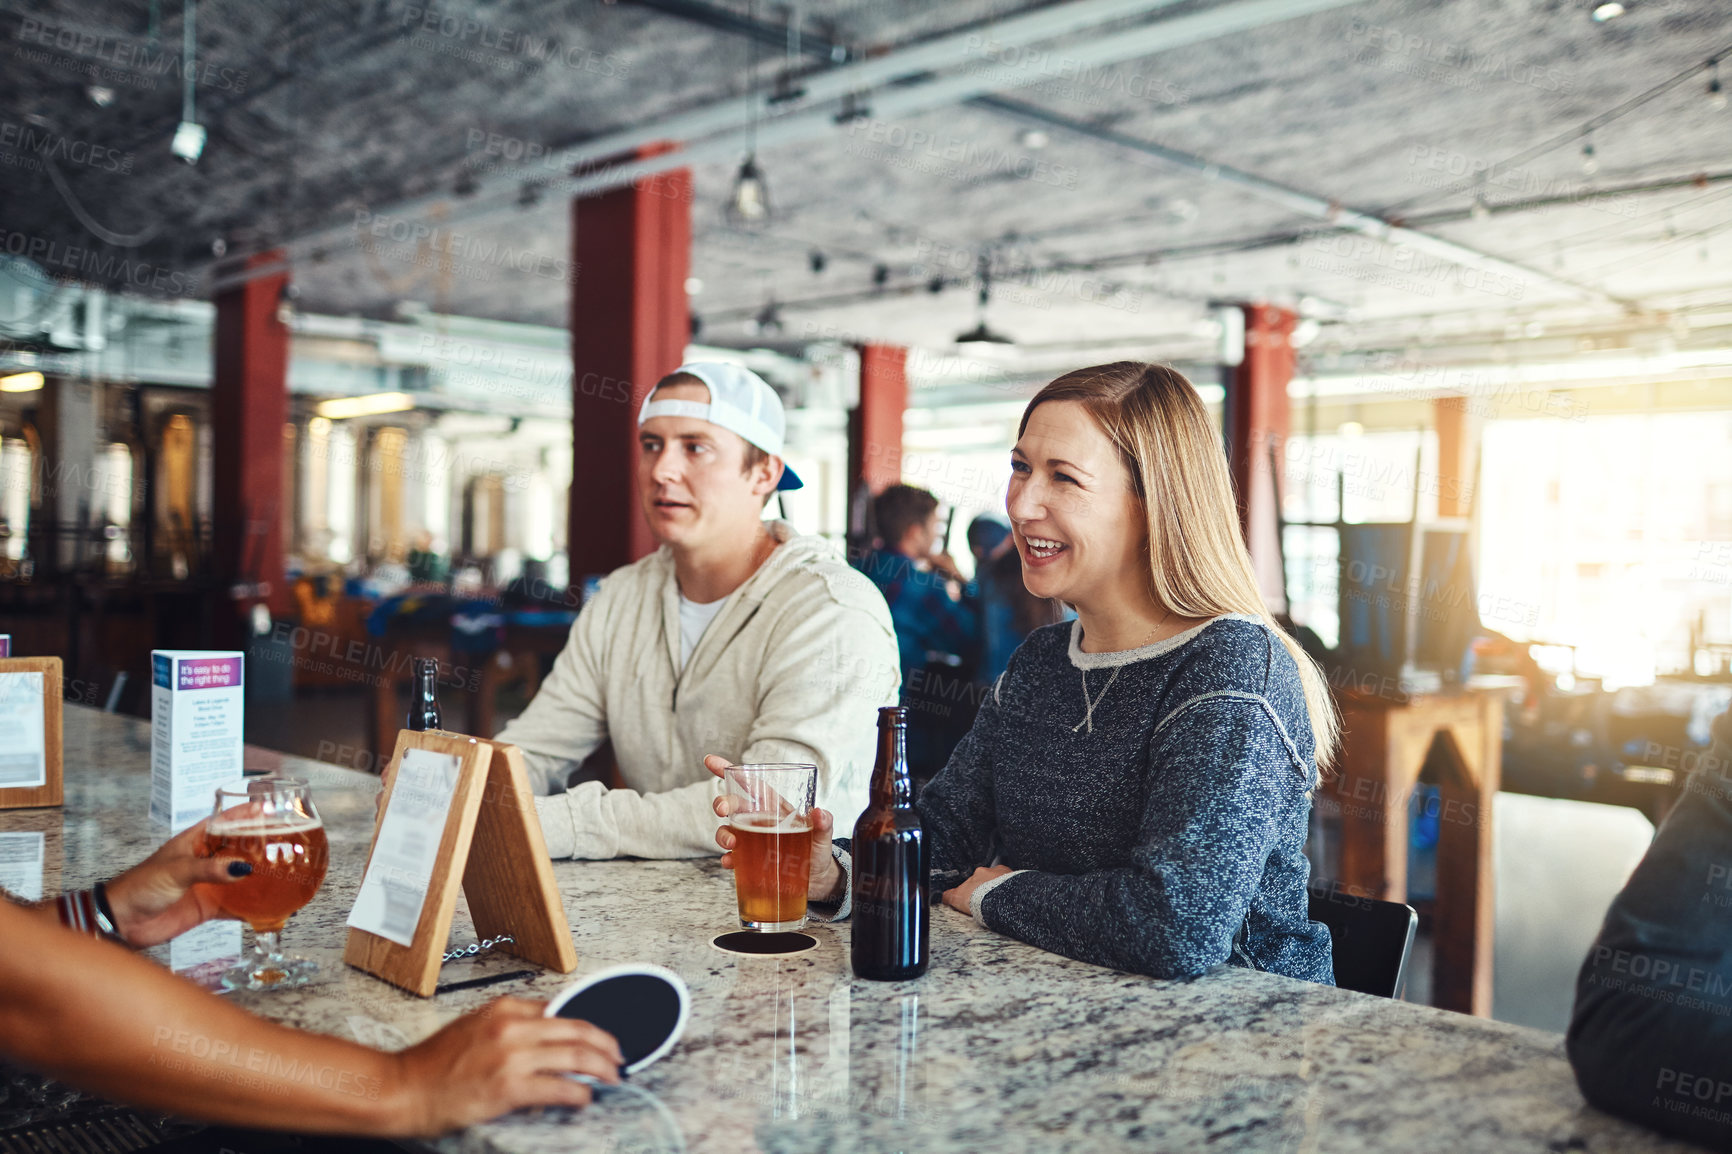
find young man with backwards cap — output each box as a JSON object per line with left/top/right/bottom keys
{"left": 498, "top": 363, "right": 901, "bottom": 861}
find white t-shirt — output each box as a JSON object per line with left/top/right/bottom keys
{"left": 678, "top": 593, "right": 730, "bottom": 671}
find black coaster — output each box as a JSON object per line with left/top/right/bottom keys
{"left": 544, "top": 965, "right": 690, "bottom": 1074}
{"left": 710, "top": 931, "right": 820, "bottom": 957}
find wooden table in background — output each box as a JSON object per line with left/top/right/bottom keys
{"left": 368, "top": 625, "right": 563, "bottom": 760}
{"left": 1327, "top": 685, "right": 1506, "bottom": 1017}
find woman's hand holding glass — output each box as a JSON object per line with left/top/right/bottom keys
{"left": 703, "top": 755, "right": 845, "bottom": 904}
{"left": 99, "top": 818, "right": 255, "bottom": 947}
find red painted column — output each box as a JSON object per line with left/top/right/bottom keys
{"left": 211, "top": 250, "right": 292, "bottom": 620}
{"left": 1225, "top": 303, "right": 1295, "bottom": 613}
{"left": 849, "top": 343, "right": 908, "bottom": 496}
{"left": 569, "top": 156, "right": 691, "bottom": 577}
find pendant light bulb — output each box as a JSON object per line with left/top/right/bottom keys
{"left": 728, "top": 157, "right": 771, "bottom": 225}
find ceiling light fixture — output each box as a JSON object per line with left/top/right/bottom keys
{"left": 170, "top": 0, "right": 205, "bottom": 163}
{"left": 955, "top": 320, "right": 1014, "bottom": 345}
{"left": 1710, "top": 60, "right": 1728, "bottom": 110}
{"left": 726, "top": 0, "right": 773, "bottom": 227}
{"left": 808, "top": 249, "right": 826, "bottom": 274}
{"left": 749, "top": 300, "right": 784, "bottom": 336}
{"left": 0, "top": 371, "right": 45, "bottom": 392}
{"left": 1017, "top": 128, "right": 1050, "bottom": 150}
{"left": 315, "top": 392, "right": 415, "bottom": 419}
{"left": 1581, "top": 139, "right": 1599, "bottom": 175}
{"left": 955, "top": 252, "right": 1013, "bottom": 346}
{"left": 726, "top": 157, "right": 771, "bottom": 224}
{"left": 1591, "top": 1, "right": 1625, "bottom": 20}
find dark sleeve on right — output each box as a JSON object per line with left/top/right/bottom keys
{"left": 1566, "top": 724, "right": 1732, "bottom": 1152}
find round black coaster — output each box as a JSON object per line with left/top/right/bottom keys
{"left": 710, "top": 930, "right": 820, "bottom": 957}
{"left": 545, "top": 965, "right": 690, "bottom": 1075}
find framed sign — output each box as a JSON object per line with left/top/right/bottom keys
{"left": 344, "top": 729, "right": 577, "bottom": 997}
{"left": 0, "top": 657, "right": 63, "bottom": 810}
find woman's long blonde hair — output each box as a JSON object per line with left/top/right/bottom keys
{"left": 1018, "top": 361, "right": 1339, "bottom": 770}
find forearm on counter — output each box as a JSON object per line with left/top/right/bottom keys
{"left": 977, "top": 868, "right": 1217, "bottom": 979}
{"left": 0, "top": 904, "right": 412, "bottom": 1136}
{"left": 537, "top": 777, "right": 725, "bottom": 860}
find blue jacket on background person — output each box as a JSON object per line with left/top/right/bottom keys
{"left": 855, "top": 547, "right": 978, "bottom": 687}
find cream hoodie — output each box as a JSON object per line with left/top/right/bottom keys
{"left": 501, "top": 521, "right": 901, "bottom": 859}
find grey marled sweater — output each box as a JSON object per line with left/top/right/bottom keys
{"left": 917, "top": 613, "right": 1333, "bottom": 984}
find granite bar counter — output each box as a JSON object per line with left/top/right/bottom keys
{"left": 3, "top": 706, "right": 1709, "bottom": 1153}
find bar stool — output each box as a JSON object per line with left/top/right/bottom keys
{"left": 1307, "top": 887, "right": 1419, "bottom": 999}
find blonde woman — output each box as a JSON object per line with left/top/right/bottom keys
{"left": 711, "top": 361, "right": 1338, "bottom": 982}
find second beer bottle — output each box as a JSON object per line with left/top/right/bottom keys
{"left": 407, "top": 657, "right": 443, "bottom": 732}
{"left": 851, "top": 705, "right": 929, "bottom": 981}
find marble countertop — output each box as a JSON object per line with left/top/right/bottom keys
{"left": 3, "top": 706, "right": 1710, "bottom": 1154}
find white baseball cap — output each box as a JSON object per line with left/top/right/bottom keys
{"left": 637, "top": 361, "right": 803, "bottom": 491}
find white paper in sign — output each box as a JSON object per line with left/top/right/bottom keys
{"left": 0, "top": 672, "right": 47, "bottom": 789}
{"left": 347, "top": 747, "right": 461, "bottom": 947}
{"left": 0, "top": 831, "right": 45, "bottom": 901}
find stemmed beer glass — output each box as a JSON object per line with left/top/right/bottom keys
{"left": 198, "top": 777, "right": 330, "bottom": 990}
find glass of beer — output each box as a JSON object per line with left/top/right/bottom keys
{"left": 197, "top": 777, "right": 330, "bottom": 991}
{"left": 724, "top": 763, "right": 817, "bottom": 931}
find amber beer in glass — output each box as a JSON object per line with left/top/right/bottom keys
{"left": 851, "top": 706, "right": 928, "bottom": 980}
{"left": 198, "top": 777, "right": 329, "bottom": 990}
{"left": 725, "top": 764, "right": 817, "bottom": 931}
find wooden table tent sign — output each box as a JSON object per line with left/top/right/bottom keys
{"left": 344, "top": 730, "right": 577, "bottom": 996}
{"left": 0, "top": 657, "right": 64, "bottom": 810}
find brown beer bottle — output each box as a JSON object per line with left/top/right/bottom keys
{"left": 407, "top": 658, "right": 442, "bottom": 732}
{"left": 851, "top": 706, "right": 929, "bottom": 980}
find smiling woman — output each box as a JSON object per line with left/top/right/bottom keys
{"left": 1005, "top": 361, "right": 1338, "bottom": 765}
{"left": 714, "top": 361, "right": 1342, "bottom": 984}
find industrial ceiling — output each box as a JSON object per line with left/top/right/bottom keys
{"left": 5, "top": 0, "right": 1732, "bottom": 380}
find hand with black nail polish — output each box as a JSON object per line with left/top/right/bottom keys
{"left": 98, "top": 818, "right": 255, "bottom": 947}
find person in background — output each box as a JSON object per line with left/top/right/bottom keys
{"left": 967, "top": 513, "right": 1066, "bottom": 686}
{"left": 499, "top": 362, "right": 899, "bottom": 860}
{"left": 1566, "top": 709, "right": 1732, "bottom": 1152}
{"left": 855, "top": 484, "right": 979, "bottom": 785}
{"left": 716, "top": 362, "right": 1338, "bottom": 983}
{"left": 2, "top": 822, "right": 623, "bottom": 1140}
